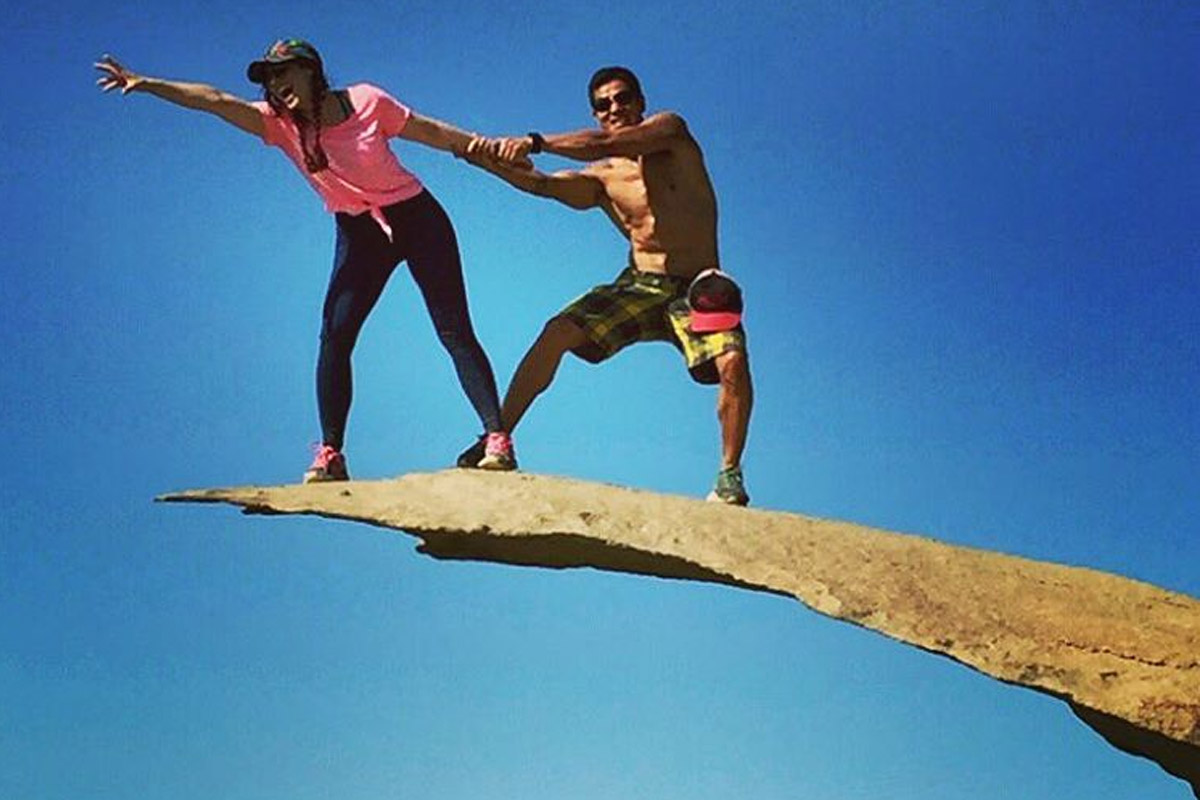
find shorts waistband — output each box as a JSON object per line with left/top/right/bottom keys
{"left": 616, "top": 267, "right": 692, "bottom": 289}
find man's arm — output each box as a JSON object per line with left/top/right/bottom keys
{"left": 546, "top": 112, "right": 689, "bottom": 160}
{"left": 462, "top": 138, "right": 602, "bottom": 210}
{"left": 95, "top": 55, "right": 264, "bottom": 137}
{"left": 494, "top": 112, "right": 691, "bottom": 164}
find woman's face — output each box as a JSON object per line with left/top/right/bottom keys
{"left": 264, "top": 61, "right": 318, "bottom": 114}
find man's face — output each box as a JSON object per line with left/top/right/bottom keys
{"left": 591, "top": 79, "right": 644, "bottom": 131}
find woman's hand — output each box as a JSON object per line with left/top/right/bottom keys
{"left": 95, "top": 55, "right": 144, "bottom": 94}
{"left": 92, "top": 56, "right": 264, "bottom": 136}
{"left": 495, "top": 136, "right": 533, "bottom": 164}
{"left": 474, "top": 135, "right": 533, "bottom": 164}
{"left": 467, "top": 136, "right": 534, "bottom": 170}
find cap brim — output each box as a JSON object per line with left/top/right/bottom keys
{"left": 247, "top": 60, "right": 270, "bottom": 83}
{"left": 690, "top": 311, "right": 742, "bottom": 333}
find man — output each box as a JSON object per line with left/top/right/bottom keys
{"left": 461, "top": 66, "right": 753, "bottom": 504}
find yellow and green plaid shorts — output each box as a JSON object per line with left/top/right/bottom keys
{"left": 559, "top": 267, "right": 747, "bottom": 385}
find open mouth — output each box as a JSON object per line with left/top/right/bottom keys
{"left": 270, "top": 82, "right": 300, "bottom": 109}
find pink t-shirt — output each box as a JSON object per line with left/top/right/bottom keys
{"left": 254, "top": 83, "right": 425, "bottom": 238}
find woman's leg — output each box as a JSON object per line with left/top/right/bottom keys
{"left": 317, "top": 216, "right": 396, "bottom": 450}
{"left": 400, "top": 193, "right": 503, "bottom": 434}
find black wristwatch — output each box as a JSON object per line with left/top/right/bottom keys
{"left": 528, "top": 132, "right": 546, "bottom": 154}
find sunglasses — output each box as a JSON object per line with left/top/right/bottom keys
{"left": 591, "top": 89, "right": 637, "bottom": 113}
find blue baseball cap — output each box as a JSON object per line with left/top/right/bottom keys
{"left": 247, "top": 38, "right": 323, "bottom": 83}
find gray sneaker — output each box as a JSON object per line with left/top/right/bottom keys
{"left": 707, "top": 466, "right": 749, "bottom": 505}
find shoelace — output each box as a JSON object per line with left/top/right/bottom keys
{"left": 485, "top": 432, "right": 512, "bottom": 455}
{"left": 310, "top": 443, "right": 341, "bottom": 466}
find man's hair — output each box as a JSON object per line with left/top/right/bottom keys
{"left": 588, "top": 66, "right": 644, "bottom": 104}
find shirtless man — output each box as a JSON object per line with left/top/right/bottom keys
{"left": 461, "top": 66, "right": 753, "bottom": 504}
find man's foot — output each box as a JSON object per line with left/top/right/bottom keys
{"left": 456, "top": 435, "right": 487, "bottom": 468}
{"left": 303, "top": 444, "right": 350, "bottom": 483}
{"left": 707, "top": 466, "right": 749, "bottom": 506}
{"left": 477, "top": 431, "right": 518, "bottom": 471}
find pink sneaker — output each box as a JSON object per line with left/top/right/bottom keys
{"left": 303, "top": 444, "right": 350, "bottom": 483}
{"left": 477, "top": 431, "right": 518, "bottom": 471}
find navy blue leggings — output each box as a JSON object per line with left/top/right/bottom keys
{"left": 318, "top": 190, "right": 501, "bottom": 450}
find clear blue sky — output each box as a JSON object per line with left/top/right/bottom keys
{"left": 2, "top": 1, "right": 1197, "bottom": 798}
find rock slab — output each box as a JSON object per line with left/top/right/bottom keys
{"left": 159, "top": 470, "right": 1200, "bottom": 794}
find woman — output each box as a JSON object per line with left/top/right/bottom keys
{"left": 96, "top": 39, "right": 516, "bottom": 481}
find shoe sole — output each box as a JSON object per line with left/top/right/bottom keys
{"left": 477, "top": 456, "right": 517, "bottom": 471}
{"left": 303, "top": 470, "right": 350, "bottom": 484}
{"left": 706, "top": 490, "right": 748, "bottom": 506}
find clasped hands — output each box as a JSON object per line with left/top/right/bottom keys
{"left": 463, "top": 135, "right": 537, "bottom": 170}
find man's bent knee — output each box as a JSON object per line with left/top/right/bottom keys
{"left": 715, "top": 349, "right": 750, "bottom": 383}
{"left": 537, "top": 316, "right": 589, "bottom": 353}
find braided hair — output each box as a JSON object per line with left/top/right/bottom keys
{"left": 264, "top": 64, "right": 331, "bottom": 173}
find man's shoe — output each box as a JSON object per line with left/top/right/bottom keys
{"left": 477, "top": 431, "right": 518, "bottom": 471}
{"left": 707, "top": 466, "right": 749, "bottom": 506}
{"left": 456, "top": 435, "right": 487, "bottom": 468}
{"left": 303, "top": 444, "right": 350, "bottom": 483}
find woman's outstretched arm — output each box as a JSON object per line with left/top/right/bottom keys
{"left": 397, "top": 112, "right": 481, "bottom": 157}
{"left": 96, "top": 55, "right": 265, "bottom": 138}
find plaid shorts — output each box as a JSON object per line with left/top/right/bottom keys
{"left": 559, "top": 267, "right": 747, "bottom": 385}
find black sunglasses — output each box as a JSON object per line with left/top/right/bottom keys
{"left": 591, "top": 89, "right": 637, "bottom": 113}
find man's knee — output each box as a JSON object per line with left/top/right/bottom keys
{"left": 536, "top": 316, "right": 588, "bottom": 353}
{"left": 715, "top": 349, "right": 750, "bottom": 385}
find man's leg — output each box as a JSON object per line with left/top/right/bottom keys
{"left": 714, "top": 349, "right": 753, "bottom": 467}
{"left": 501, "top": 315, "right": 589, "bottom": 432}
{"left": 709, "top": 349, "right": 753, "bottom": 504}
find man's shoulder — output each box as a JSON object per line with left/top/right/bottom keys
{"left": 647, "top": 110, "right": 687, "bottom": 126}
{"left": 645, "top": 111, "right": 698, "bottom": 142}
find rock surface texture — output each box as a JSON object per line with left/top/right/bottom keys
{"left": 160, "top": 471, "right": 1200, "bottom": 794}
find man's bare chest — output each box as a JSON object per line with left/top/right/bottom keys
{"left": 598, "top": 156, "right": 681, "bottom": 216}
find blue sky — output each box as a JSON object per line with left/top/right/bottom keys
{"left": 2, "top": 1, "right": 1197, "bottom": 798}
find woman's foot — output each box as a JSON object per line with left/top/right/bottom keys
{"left": 478, "top": 432, "right": 518, "bottom": 471}
{"left": 457, "top": 432, "right": 518, "bottom": 470}
{"left": 303, "top": 444, "right": 350, "bottom": 483}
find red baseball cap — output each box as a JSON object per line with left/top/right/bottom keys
{"left": 687, "top": 269, "right": 744, "bottom": 332}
